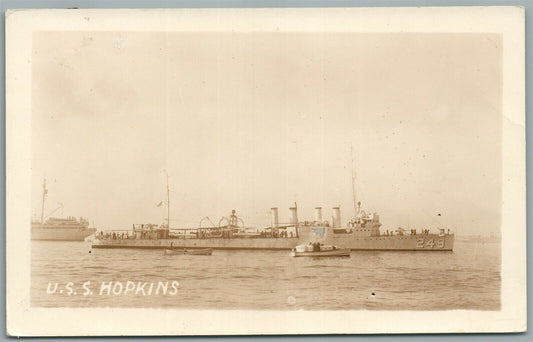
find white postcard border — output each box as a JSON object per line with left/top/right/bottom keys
{"left": 6, "top": 7, "right": 526, "bottom": 336}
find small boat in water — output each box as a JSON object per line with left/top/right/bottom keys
{"left": 291, "top": 243, "right": 350, "bottom": 257}
{"left": 186, "top": 248, "right": 213, "bottom": 255}
{"left": 164, "top": 248, "right": 212, "bottom": 256}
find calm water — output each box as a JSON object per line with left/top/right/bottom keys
{"left": 31, "top": 241, "right": 500, "bottom": 310}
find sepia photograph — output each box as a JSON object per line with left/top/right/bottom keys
{"left": 6, "top": 7, "right": 526, "bottom": 336}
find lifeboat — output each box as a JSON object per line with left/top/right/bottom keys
{"left": 164, "top": 248, "right": 213, "bottom": 256}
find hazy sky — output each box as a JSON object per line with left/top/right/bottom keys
{"left": 32, "top": 32, "right": 502, "bottom": 235}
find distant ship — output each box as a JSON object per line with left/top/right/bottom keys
{"left": 92, "top": 165, "right": 454, "bottom": 251}
{"left": 31, "top": 180, "right": 96, "bottom": 241}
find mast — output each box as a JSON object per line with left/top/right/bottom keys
{"left": 350, "top": 145, "right": 357, "bottom": 217}
{"left": 166, "top": 172, "right": 170, "bottom": 229}
{"left": 40, "top": 179, "right": 48, "bottom": 224}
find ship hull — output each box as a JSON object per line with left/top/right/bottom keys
{"left": 92, "top": 232, "right": 454, "bottom": 251}
{"left": 32, "top": 227, "right": 96, "bottom": 241}
{"left": 330, "top": 234, "right": 454, "bottom": 251}
{"left": 93, "top": 237, "right": 298, "bottom": 250}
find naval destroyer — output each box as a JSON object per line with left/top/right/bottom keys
{"left": 92, "top": 169, "right": 454, "bottom": 251}
{"left": 91, "top": 205, "right": 454, "bottom": 251}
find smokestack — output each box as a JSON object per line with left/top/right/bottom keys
{"left": 271, "top": 207, "right": 279, "bottom": 227}
{"left": 314, "top": 207, "right": 323, "bottom": 223}
{"left": 289, "top": 206, "right": 298, "bottom": 225}
{"left": 332, "top": 207, "right": 341, "bottom": 228}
